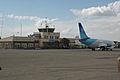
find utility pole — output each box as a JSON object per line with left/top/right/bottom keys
{"left": 20, "top": 24, "right": 22, "bottom": 36}
{"left": 0, "top": 15, "right": 4, "bottom": 38}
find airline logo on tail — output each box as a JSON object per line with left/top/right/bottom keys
{"left": 79, "top": 23, "right": 89, "bottom": 39}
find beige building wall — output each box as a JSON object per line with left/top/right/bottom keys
{"left": 0, "top": 30, "right": 60, "bottom": 49}
{"left": 33, "top": 32, "right": 60, "bottom": 48}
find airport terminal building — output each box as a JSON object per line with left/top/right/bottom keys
{"left": 0, "top": 22, "right": 60, "bottom": 49}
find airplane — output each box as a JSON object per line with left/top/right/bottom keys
{"left": 78, "top": 22, "right": 115, "bottom": 51}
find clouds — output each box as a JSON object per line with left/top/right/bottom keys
{"left": 54, "top": 21, "right": 78, "bottom": 38}
{"left": 3, "top": 24, "right": 37, "bottom": 37}
{"left": 7, "top": 14, "right": 58, "bottom": 22}
{"left": 1, "top": 1, "right": 120, "bottom": 41}
{"left": 70, "top": 1, "right": 120, "bottom": 41}
{"left": 70, "top": 1, "right": 120, "bottom": 17}
{"left": 7, "top": 14, "right": 58, "bottom": 27}
{"left": 8, "top": 14, "right": 39, "bottom": 20}
{"left": 0, "top": 14, "right": 58, "bottom": 38}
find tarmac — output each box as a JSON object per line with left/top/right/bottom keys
{"left": 0, "top": 49, "right": 120, "bottom": 80}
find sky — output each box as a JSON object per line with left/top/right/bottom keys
{"left": 0, "top": 0, "right": 120, "bottom": 41}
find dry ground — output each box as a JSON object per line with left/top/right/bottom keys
{"left": 0, "top": 49, "right": 120, "bottom": 80}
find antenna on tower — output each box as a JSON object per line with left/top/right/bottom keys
{"left": 45, "top": 17, "right": 49, "bottom": 28}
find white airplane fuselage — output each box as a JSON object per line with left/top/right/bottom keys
{"left": 78, "top": 23, "right": 115, "bottom": 51}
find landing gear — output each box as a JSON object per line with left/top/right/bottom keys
{"left": 91, "top": 47, "right": 113, "bottom": 51}
{"left": 100, "top": 46, "right": 113, "bottom": 51}
{"left": 102, "top": 48, "right": 105, "bottom": 51}
{"left": 92, "top": 48, "right": 95, "bottom": 51}
{"left": 110, "top": 49, "right": 112, "bottom": 51}
{"left": 100, "top": 46, "right": 106, "bottom": 51}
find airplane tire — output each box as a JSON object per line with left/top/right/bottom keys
{"left": 92, "top": 48, "right": 95, "bottom": 51}
{"left": 100, "top": 46, "right": 105, "bottom": 51}
{"left": 102, "top": 48, "right": 105, "bottom": 51}
{"left": 0, "top": 67, "right": 1, "bottom": 70}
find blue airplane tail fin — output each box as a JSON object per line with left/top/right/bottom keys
{"left": 78, "top": 23, "right": 89, "bottom": 39}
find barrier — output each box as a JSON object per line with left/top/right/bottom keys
{"left": 117, "top": 57, "right": 120, "bottom": 72}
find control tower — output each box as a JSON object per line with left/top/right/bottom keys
{"left": 32, "top": 20, "right": 60, "bottom": 48}
{"left": 38, "top": 20, "right": 55, "bottom": 32}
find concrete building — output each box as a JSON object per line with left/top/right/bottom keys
{"left": 0, "top": 21, "right": 60, "bottom": 49}
{"left": 0, "top": 36, "right": 37, "bottom": 49}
